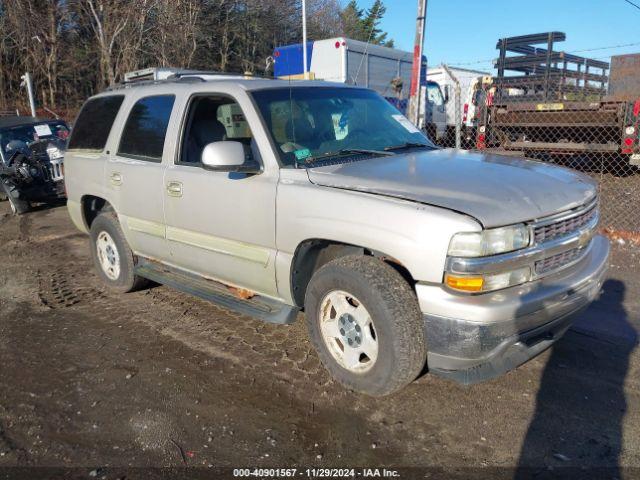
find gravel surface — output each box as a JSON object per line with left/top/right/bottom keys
{"left": 0, "top": 203, "right": 638, "bottom": 479}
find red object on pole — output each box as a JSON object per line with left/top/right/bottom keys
{"left": 409, "top": 45, "right": 421, "bottom": 97}
{"left": 408, "top": 0, "right": 428, "bottom": 126}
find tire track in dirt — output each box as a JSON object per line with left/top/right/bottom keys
{"left": 30, "top": 234, "right": 343, "bottom": 400}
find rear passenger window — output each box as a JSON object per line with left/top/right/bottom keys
{"left": 68, "top": 95, "right": 124, "bottom": 151}
{"left": 117, "top": 95, "right": 175, "bottom": 161}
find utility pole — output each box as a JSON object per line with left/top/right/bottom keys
{"left": 20, "top": 72, "right": 37, "bottom": 117}
{"left": 302, "top": 0, "right": 309, "bottom": 79}
{"left": 408, "top": 0, "right": 427, "bottom": 126}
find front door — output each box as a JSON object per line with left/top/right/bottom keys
{"left": 162, "top": 94, "right": 279, "bottom": 297}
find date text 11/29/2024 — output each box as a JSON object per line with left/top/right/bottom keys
{"left": 233, "top": 468, "right": 401, "bottom": 478}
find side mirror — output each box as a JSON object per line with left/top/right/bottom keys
{"left": 443, "top": 85, "right": 450, "bottom": 103}
{"left": 201, "top": 141, "right": 261, "bottom": 174}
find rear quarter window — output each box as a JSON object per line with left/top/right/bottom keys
{"left": 68, "top": 96, "right": 124, "bottom": 151}
{"left": 117, "top": 95, "right": 175, "bottom": 162}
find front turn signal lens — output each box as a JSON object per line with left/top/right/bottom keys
{"left": 445, "top": 274, "right": 484, "bottom": 292}
{"left": 445, "top": 266, "right": 531, "bottom": 293}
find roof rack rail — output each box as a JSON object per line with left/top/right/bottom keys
{"left": 167, "top": 70, "right": 268, "bottom": 80}
{"left": 105, "top": 67, "right": 270, "bottom": 92}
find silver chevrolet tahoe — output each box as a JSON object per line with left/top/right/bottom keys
{"left": 64, "top": 72, "right": 609, "bottom": 396}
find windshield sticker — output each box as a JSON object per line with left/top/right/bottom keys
{"left": 392, "top": 115, "right": 420, "bottom": 134}
{"left": 332, "top": 113, "right": 349, "bottom": 140}
{"left": 34, "top": 124, "right": 53, "bottom": 137}
{"left": 294, "top": 148, "right": 311, "bottom": 161}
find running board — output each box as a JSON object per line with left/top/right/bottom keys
{"left": 135, "top": 259, "right": 299, "bottom": 325}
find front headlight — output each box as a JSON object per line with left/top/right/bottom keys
{"left": 47, "top": 146, "right": 64, "bottom": 160}
{"left": 448, "top": 224, "right": 530, "bottom": 257}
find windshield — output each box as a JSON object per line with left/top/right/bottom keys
{"left": 0, "top": 121, "right": 70, "bottom": 156}
{"left": 251, "top": 87, "right": 434, "bottom": 167}
{"left": 427, "top": 82, "right": 445, "bottom": 107}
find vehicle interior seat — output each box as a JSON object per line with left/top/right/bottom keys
{"left": 184, "top": 98, "right": 228, "bottom": 163}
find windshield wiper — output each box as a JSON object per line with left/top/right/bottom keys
{"left": 303, "top": 148, "right": 393, "bottom": 164}
{"left": 383, "top": 142, "right": 435, "bottom": 152}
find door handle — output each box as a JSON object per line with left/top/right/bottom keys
{"left": 110, "top": 172, "right": 123, "bottom": 186}
{"left": 166, "top": 181, "right": 183, "bottom": 197}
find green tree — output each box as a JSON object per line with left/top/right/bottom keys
{"left": 339, "top": 0, "right": 393, "bottom": 47}
{"left": 340, "top": 0, "right": 366, "bottom": 40}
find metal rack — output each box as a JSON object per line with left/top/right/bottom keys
{"left": 106, "top": 68, "right": 269, "bottom": 91}
{"left": 493, "top": 32, "right": 609, "bottom": 102}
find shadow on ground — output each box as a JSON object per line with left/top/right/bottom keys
{"left": 516, "top": 279, "right": 638, "bottom": 479}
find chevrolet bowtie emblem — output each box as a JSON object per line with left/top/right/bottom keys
{"left": 577, "top": 229, "right": 593, "bottom": 248}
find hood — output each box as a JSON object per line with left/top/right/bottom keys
{"left": 306, "top": 149, "right": 598, "bottom": 228}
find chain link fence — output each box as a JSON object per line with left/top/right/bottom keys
{"left": 425, "top": 55, "right": 640, "bottom": 251}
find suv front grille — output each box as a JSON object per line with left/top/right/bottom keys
{"left": 48, "top": 159, "right": 64, "bottom": 181}
{"left": 534, "top": 203, "right": 598, "bottom": 244}
{"left": 535, "top": 247, "right": 585, "bottom": 275}
{"left": 444, "top": 198, "right": 601, "bottom": 286}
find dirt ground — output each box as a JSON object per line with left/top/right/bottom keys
{"left": 0, "top": 203, "right": 638, "bottom": 479}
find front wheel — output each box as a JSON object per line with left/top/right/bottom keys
{"left": 1, "top": 183, "right": 30, "bottom": 215}
{"left": 7, "top": 195, "right": 31, "bottom": 215}
{"left": 305, "top": 255, "right": 426, "bottom": 396}
{"left": 90, "top": 212, "right": 149, "bottom": 293}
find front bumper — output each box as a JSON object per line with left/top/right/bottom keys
{"left": 29, "top": 179, "right": 66, "bottom": 201}
{"left": 53, "top": 179, "right": 66, "bottom": 198}
{"left": 417, "top": 234, "right": 610, "bottom": 384}
{"left": 6, "top": 179, "right": 66, "bottom": 203}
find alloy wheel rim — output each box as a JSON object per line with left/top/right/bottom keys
{"left": 319, "top": 290, "right": 378, "bottom": 373}
{"left": 96, "top": 231, "right": 121, "bottom": 280}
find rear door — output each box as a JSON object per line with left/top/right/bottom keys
{"left": 105, "top": 94, "right": 176, "bottom": 260}
{"left": 64, "top": 95, "right": 125, "bottom": 229}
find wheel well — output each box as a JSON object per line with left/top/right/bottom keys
{"left": 81, "top": 195, "right": 113, "bottom": 229}
{"left": 290, "top": 240, "right": 416, "bottom": 308}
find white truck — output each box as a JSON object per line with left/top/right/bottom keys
{"left": 272, "top": 37, "right": 447, "bottom": 141}
{"left": 427, "top": 65, "right": 490, "bottom": 147}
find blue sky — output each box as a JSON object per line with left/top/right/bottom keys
{"left": 356, "top": 0, "right": 640, "bottom": 73}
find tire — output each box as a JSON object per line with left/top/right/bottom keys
{"left": 305, "top": 255, "right": 426, "bottom": 396}
{"left": 1, "top": 183, "right": 30, "bottom": 215}
{"left": 89, "top": 212, "right": 149, "bottom": 293}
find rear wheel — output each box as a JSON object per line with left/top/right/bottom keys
{"left": 305, "top": 255, "right": 426, "bottom": 396}
{"left": 90, "top": 212, "right": 149, "bottom": 293}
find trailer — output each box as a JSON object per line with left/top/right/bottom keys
{"left": 476, "top": 32, "right": 640, "bottom": 166}
{"left": 272, "top": 38, "right": 447, "bottom": 140}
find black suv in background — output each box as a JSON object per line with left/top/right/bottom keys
{"left": 0, "top": 116, "right": 69, "bottom": 215}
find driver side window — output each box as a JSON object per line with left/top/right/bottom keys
{"left": 180, "top": 95, "right": 254, "bottom": 165}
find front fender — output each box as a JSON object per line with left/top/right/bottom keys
{"left": 276, "top": 170, "right": 481, "bottom": 287}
